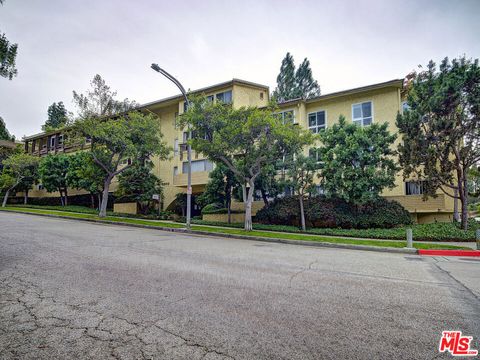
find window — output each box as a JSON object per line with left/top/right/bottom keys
{"left": 309, "top": 148, "right": 321, "bottom": 163}
{"left": 315, "top": 185, "right": 325, "bottom": 195}
{"left": 182, "top": 159, "right": 214, "bottom": 173}
{"left": 308, "top": 111, "right": 326, "bottom": 133}
{"left": 216, "top": 90, "right": 232, "bottom": 104}
{"left": 183, "top": 101, "right": 188, "bottom": 113}
{"left": 173, "top": 166, "right": 178, "bottom": 177}
{"left": 206, "top": 95, "right": 214, "bottom": 102}
{"left": 174, "top": 139, "right": 179, "bottom": 155}
{"left": 86, "top": 136, "right": 92, "bottom": 144}
{"left": 38, "top": 184, "right": 44, "bottom": 191}
{"left": 405, "top": 181, "right": 427, "bottom": 195}
{"left": 276, "top": 110, "right": 294, "bottom": 124}
{"left": 50, "top": 136, "right": 55, "bottom": 148}
{"left": 183, "top": 132, "right": 189, "bottom": 143}
{"left": 402, "top": 101, "right": 410, "bottom": 112}
{"left": 260, "top": 92, "right": 264, "bottom": 100}
{"left": 58, "top": 135, "right": 64, "bottom": 146}
{"left": 352, "top": 101, "right": 372, "bottom": 126}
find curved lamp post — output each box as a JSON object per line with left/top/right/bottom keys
{"left": 150, "top": 64, "right": 192, "bottom": 229}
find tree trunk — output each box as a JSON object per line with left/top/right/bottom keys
{"left": 244, "top": 181, "right": 255, "bottom": 231}
{"left": 24, "top": 189, "right": 28, "bottom": 205}
{"left": 299, "top": 194, "right": 306, "bottom": 231}
{"left": 99, "top": 176, "right": 113, "bottom": 218}
{"left": 460, "top": 176, "right": 469, "bottom": 231}
{"left": 453, "top": 189, "right": 460, "bottom": 222}
{"left": 261, "top": 188, "right": 268, "bottom": 207}
{"left": 90, "top": 194, "right": 95, "bottom": 209}
{"left": 97, "top": 193, "right": 101, "bottom": 210}
{"left": 227, "top": 198, "right": 231, "bottom": 224}
{"left": 64, "top": 188, "right": 68, "bottom": 206}
{"left": 2, "top": 188, "right": 12, "bottom": 207}
{"left": 59, "top": 189, "right": 64, "bottom": 206}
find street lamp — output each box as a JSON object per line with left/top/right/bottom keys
{"left": 151, "top": 64, "right": 192, "bottom": 230}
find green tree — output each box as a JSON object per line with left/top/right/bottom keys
{"left": 196, "top": 162, "right": 237, "bottom": 223}
{"left": 1, "top": 153, "right": 39, "bottom": 207}
{"left": 66, "top": 151, "right": 104, "bottom": 208}
{"left": 318, "top": 116, "right": 398, "bottom": 205}
{"left": 294, "top": 58, "right": 320, "bottom": 99}
{"left": 0, "top": 116, "right": 13, "bottom": 141}
{"left": 273, "top": 53, "right": 320, "bottom": 102}
{"left": 272, "top": 52, "right": 297, "bottom": 102}
{"left": 255, "top": 164, "right": 281, "bottom": 206}
{"left": 115, "top": 160, "right": 163, "bottom": 213}
{"left": 73, "top": 74, "right": 136, "bottom": 119}
{"left": 181, "top": 98, "right": 312, "bottom": 230}
{"left": 73, "top": 111, "right": 170, "bottom": 217}
{"left": 0, "top": 0, "right": 18, "bottom": 81}
{"left": 397, "top": 56, "right": 480, "bottom": 230}
{"left": 283, "top": 154, "right": 318, "bottom": 231}
{"left": 43, "top": 102, "right": 68, "bottom": 131}
{"left": 38, "top": 154, "right": 70, "bottom": 206}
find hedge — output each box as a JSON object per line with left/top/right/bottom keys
{"left": 255, "top": 196, "right": 412, "bottom": 229}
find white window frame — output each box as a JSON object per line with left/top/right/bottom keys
{"left": 307, "top": 110, "right": 327, "bottom": 133}
{"left": 276, "top": 110, "right": 295, "bottom": 124}
{"left": 351, "top": 101, "right": 373, "bottom": 127}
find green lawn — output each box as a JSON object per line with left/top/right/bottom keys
{"left": 0, "top": 206, "right": 470, "bottom": 250}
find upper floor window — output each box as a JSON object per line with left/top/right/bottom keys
{"left": 216, "top": 90, "right": 232, "bottom": 104}
{"left": 174, "top": 139, "right": 179, "bottom": 155}
{"left": 308, "top": 148, "right": 321, "bottom": 163}
{"left": 58, "top": 135, "right": 64, "bottom": 145}
{"left": 50, "top": 136, "right": 55, "bottom": 148}
{"left": 276, "top": 110, "right": 294, "bottom": 124}
{"left": 206, "top": 95, "right": 214, "bottom": 102}
{"left": 352, "top": 101, "right": 372, "bottom": 126}
{"left": 173, "top": 166, "right": 178, "bottom": 177}
{"left": 402, "top": 101, "right": 410, "bottom": 113}
{"left": 308, "top": 111, "right": 326, "bottom": 133}
{"left": 405, "top": 181, "right": 427, "bottom": 195}
{"left": 182, "top": 159, "right": 214, "bottom": 173}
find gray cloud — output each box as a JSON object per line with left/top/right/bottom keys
{"left": 0, "top": 0, "right": 479, "bottom": 138}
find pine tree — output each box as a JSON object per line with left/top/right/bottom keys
{"left": 272, "top": 53, "right": 296, "bottom": 102}
{"left": 273, "top": 53, "right": 320, "bottom": 102}
{"left": 0, "top": 1, "right": 18, "bottom": 80}
{"left": 0, "top": 116, "right": 13, "bottom": 141}
{"left": 43, "top": 102, "right": 68, "bottom": 131}
{"left": 294, "top": 58, "right": 320, "bottom": 99}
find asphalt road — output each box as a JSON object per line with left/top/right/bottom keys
{"left": 0, "top": 212, "right": 479, "bottom": 359}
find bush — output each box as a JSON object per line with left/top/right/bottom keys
{"left": 201, "top": 203, "right": 224, "bottom": 214}
{"left": 255, "top": 196, "right": 412, "bottom": 229}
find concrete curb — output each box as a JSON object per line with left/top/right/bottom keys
{"left": 1, "top": 209, "right": 419, "bottom": 255}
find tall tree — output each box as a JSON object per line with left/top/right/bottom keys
{"left": 283, "top": 154, "right": 318, "bottom": 231}
{"left": 38, "top": 154, "right": 70, "bottom": 206}
{"left": 294, "top": 58, "right": 321, "bottom": 99}
{"left": 273, "top": 53, "right": 321, "bottom": 102}
{"left": 66, "top": 151, "right": 105, "bottom": 208}
{"left": 43, "top": 102, "right": 68, "bottom": 131}
{"left": 73, "top": 74, "right": 136, "bottom": 119}
{"left": 1, "top": 153, "right": 39, "bottom": 207}
{"left": 181, "top": 97, "right": 312, "bottom": 231}
{"left": 0, "top": 116, "right": 13, "bottom": 140}
{"left": 0, "top": 5, "right": 18, "bottom": 81}
{"left": 318, "top": 116, "right": 398, "bottom": 205}
{"left": 397, "top": 56, "right": 480, "bottom": 230}
{"left": 73, "top": 111, "right": 170, "bottom": 217}
{"left": 272, "top": 52, "right": 297, "bottom": 102}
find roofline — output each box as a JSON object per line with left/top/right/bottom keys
{"left": 141, "top": 78, "right": 269, "bottom": 109}
{"left": 305, "top": 79, "right": 404, "bottom": 103}
{"left": 277, "top": 79, "right": 404, "bottom": 107}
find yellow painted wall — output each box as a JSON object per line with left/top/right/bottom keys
{"left": 113, "top": 202, "right": 138, "bottom": 214}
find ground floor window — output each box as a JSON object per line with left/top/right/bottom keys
{"left": 405, "top": 181, "right": 427, "bottom": 195}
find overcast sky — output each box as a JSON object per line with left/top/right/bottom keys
{"left": 0, "top": 0, "right": 479, "bottom": 139}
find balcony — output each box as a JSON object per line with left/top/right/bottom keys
{"left": 173, "top": 171, "right": 210, "bottom": 187}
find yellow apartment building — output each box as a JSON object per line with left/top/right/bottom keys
{"left": 21, "top": 78, "right": 454, "bottom": 223}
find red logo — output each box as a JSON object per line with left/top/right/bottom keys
{"left": 439, "top": 331, "right": 478, "bottom": 356}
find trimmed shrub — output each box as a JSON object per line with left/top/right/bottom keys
{"left": 255, "top": 196, "right": 411, "bottom": 229}
{"left": 201, "top": 203, "right": 224, "bottom": 215}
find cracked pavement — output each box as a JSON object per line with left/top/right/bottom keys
{"left": 1, "top": 212, "right": 479, "bottom": 359}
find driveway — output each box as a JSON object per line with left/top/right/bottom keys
{"left": 0, "top": 212, "right": 479, "bottom": 359}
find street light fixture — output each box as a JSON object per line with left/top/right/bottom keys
{"left": 151, "top": 64, "right": 192, "bottom": 230}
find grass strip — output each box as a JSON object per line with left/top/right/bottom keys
{"left": 0, "top": 206, "right": 469, "bottom": 250}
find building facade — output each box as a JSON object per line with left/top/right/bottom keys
{"left": 22, "top": 78, "right": 454, "bottom": 223}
